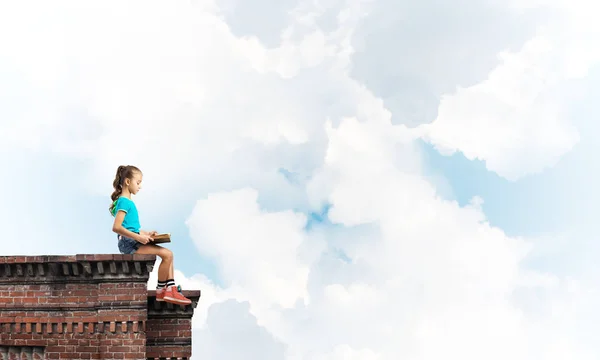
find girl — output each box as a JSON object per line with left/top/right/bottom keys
{"left": 109, "top": 165, "right": 191, "bottom": 306}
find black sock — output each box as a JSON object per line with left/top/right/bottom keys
{"left": 166, "top": 279, "right": 175, "bottom": 288}
{"left": 157, "top": 280, "right": 167, "bottom": 290}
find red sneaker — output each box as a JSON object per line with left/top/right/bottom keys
{"left": 163, "top": 286, "right": 192, "bottom": 305}
{"left": 156, "top": 287, "right": 166, "bottom": 302}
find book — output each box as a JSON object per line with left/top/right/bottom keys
{"left": 151, "top": 233, "right": 171, "bottom": 244}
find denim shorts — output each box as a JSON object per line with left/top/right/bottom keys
{"left": 117, "top": 235, "right": 141, "bottom": 255}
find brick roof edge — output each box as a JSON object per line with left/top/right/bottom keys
{"left": 0, "top": 254, "right": 157, "bottom": 284}
{"left": 0, "top": 254, "right": 157, "bottom": 263}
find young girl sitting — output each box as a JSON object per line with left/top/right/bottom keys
{"left": 109, "top": 165, "right": 191, "bottom": 306}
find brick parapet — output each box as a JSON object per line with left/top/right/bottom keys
{"left": 145, "top": 290, "right": 200, "bottom": 360}
{"left": 0, "top": 255, "right": 156, "bottom": 285}
{"left": 0, "top": 254, "right": 200, "bottom": 359}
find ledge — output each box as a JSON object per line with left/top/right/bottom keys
{"left": 147, "top": 290, "right": 201, "bottom": 318}
{"left": 0, "top": 255, "right": 157, "bottom": 264}
{"left": 0, "top": 346, "right": 44, "bottom": 357}
{"left": 0, "top": 320, "right": 148, "bottom": 334}
{"left": 0, "top": 254, "right": 157, "bottom": 284}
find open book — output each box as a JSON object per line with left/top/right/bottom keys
{"left": 151, "top": 233, "right": 171, "bottom": 244}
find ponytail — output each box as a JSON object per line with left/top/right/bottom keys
{"left": 108, "top": 165, "right": 141, "bottom": 215}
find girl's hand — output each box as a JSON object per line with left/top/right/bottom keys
{"left": 136, "top": 233, "right": 154, "bottom": 244}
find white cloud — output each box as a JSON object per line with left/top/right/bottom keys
{"left": 0, "top": 0, "right": 374, "bottom": 215}
{"left": 348, "top": 0, "right": 543, "bottom": 127}
{"left": 185, "top": 188, "right": 315, "bottom": 310}
{"left": 418, "top": 0, "right": 600, "bottom": 180}
{"left": 196, "top": 299, "right": 288, "bottom": 360}
{"left": 419, "top": 36, "right": 580, "bottom": 180}
{"left": 178, "top": 118, "right": 596, "bottom": 359}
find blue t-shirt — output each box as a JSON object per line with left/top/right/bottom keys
{"left": 112, "top": 197, "right": 141, "bottom": 234}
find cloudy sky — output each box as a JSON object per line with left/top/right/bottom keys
{"left": 1, "top": 0, "right": 599, "bottom": 358}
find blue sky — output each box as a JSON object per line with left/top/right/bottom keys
{"left": 1, "top": 1, "right": 600, "bottom": 359}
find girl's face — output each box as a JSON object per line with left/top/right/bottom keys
{"left": 126, "top": 172, "right": 143, "bottom": 195}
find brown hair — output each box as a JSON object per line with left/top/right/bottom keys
{"left": 109, "top": 165, "right": 141, "bottom": 215}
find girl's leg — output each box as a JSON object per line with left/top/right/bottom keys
{"left": 135, "top": 244, "right": 173, "bottom": 282}
{"left": 135, "top": 244, "right": 191, "bottom": 305}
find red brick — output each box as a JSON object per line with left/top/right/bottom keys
{"left": 0, "top": 254, "right": 198, "bottom": 359}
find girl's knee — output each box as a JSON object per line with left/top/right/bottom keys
{"left": 158, "top": 248, "right": 173, "bottom": 261}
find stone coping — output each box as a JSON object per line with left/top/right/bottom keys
{"left": 0, "top": 254, "right": 157, "bottom": 263}
{"left": 0, "top": 254, "right": 158, "bottom": 284}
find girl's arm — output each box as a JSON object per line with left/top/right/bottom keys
{"left": 112, "top": 211, "right": 142, "bottom": 240}
{"left": 139, "top": 230, "right": 157, "bottom": 236}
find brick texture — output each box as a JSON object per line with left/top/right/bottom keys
{"left": 0, "top": 254, "right": 201, "bottom": 360}
{"left": 145, "top": 290, "right": 200, "bottom": 359}
{"left": 0, "top": 346, "right": 44, "bottom": 360}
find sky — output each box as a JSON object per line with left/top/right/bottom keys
{"left": 0, "top": 0, "right": 599, "bottom": 359}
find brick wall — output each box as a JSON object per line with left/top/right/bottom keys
{"left": 0, "top": 346, "right": 44, "bottom": 359}
{"left": 0, "top": 255, "right": 200, "bottom": 360}
{"left": 145, "top": 290, "right": 199, "bottom": 359}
